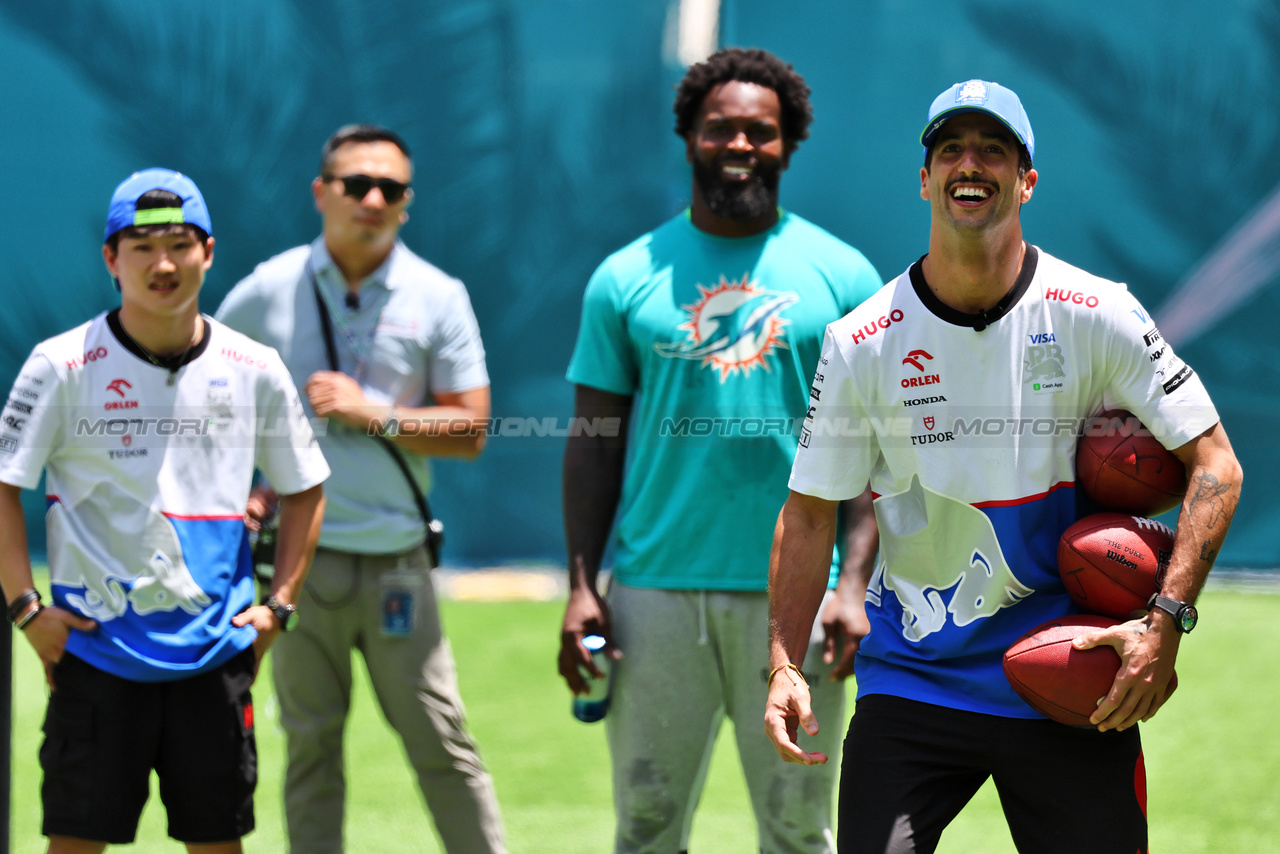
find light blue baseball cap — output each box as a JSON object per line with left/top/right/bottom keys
{"left": 104, "top": 168, "right": 212, "bottom": 243}
{"left": 920, "top": 80, "right": 1035, "bottom": 162}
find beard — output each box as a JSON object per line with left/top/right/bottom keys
{"left": 693, "top": 156, "right": 781, "bottom": 222}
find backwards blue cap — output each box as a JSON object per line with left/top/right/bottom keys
{"left": 104, "top": 168, "right": 212, "bottom": 243}
{"left": 920, "top": 80, "right": 1035, "bottom": 162}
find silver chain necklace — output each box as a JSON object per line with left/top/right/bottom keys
{"left": 117, "top": 316, "right": 203, "bottom": 385}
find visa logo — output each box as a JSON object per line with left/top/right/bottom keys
{"left": 1028, "top": 333, "right": 1056, "bottom": 344}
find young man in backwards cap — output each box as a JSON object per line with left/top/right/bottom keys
{"left": 0, "top": 168, "right": 329, "bottom": 852}
{"left": 765, "top": 80, "right": 1241, "bottom": 853}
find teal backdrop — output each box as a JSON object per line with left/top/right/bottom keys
{"left": 1, "top": 0, "right": 1276, "bottom": 567}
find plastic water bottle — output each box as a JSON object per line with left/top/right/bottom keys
{"left": 571, "top": 634, "right": 612, "bottom": 723}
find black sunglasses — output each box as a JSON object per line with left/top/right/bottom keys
{"left": 322, "top": 173, "right": 411, "bottom": 204}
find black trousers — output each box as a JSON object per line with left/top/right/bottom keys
{"left": 838, "top": 694, "right": 1147, "bottom": 854}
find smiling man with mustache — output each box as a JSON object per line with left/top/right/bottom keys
{"left": 767, "top": 79, "right": 1242, "bottom": 854}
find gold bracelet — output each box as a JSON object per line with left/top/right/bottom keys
{"left": 767, "top": 662, "right": 808, "bottom": 687}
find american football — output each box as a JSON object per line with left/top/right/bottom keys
{"left": 1003, "top": 615, "right": 1176, "bottom": 727}
{"left": 1058, "top": 513, "right": 1175, "bottom": 618}
{"left": 1077, "top": 410, "right": 1186, "bottom": 515}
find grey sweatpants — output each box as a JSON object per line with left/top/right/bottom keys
{"left": 606, "top": 583, "right": 845, "bottom": 854}
{"left": 271, "top": 546, "right": 505, "bottom": 854}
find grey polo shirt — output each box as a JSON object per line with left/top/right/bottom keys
{"left": 216, "top": 237, "right": 489, "bottom": 554}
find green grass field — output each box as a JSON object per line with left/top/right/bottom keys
{"left": 8, "top": 587, "right": 1279, "bottom": 852}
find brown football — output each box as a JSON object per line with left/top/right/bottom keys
{"left": 1058, "top": 513, "right": 1174, "bottom": 619}
{"left": 1077, "top": 410, "right": 1185, "bottom": 515}
{"left": 1003, "top": 615, "right": 1177, "bottom": 727}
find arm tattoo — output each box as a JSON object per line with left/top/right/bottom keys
{"left": 1199, "top": 540, "right": 1218, "bottom": 563}
{"left": 1187, "top": 470, "right": 1231, "bottom": 529}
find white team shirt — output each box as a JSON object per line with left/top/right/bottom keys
{"left": 789, "top": 246, "right": 1219, "bottom": 717}
{"left": 0, "top": 312, "right": 330, "bottom": 681}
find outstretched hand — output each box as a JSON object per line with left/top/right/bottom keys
{"left": 763, "top": 664, "right": 828, "bottom": 765}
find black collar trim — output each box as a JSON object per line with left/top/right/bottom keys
{"left": 106, "top": 309, "right": 212, "bottom": 372}
{"left": 909, "top": 244, "right": 1038, "bottom": 331}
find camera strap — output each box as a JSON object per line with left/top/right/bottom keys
{"left": 309, "top": 256, "right": 443, "bottom": 566}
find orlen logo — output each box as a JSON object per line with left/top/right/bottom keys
{"left": 852, "top": 309, "right": 904, "bottom": 345}
{"left": 901, "top": 349, "right": 941, "bottom": 388}
{"left": 221, "top": 348, "right": 268, "bottom": 369}
{"left": 1044, "top": 288, "right": 1099, "bottom": 308}
{"left": 104, "top": 378, "right": 138, "bottom": 410}
{"left": 66, "top": 347, "right": 108, "bottom": 370}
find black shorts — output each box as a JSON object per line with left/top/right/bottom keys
{"left": 838, "top": 694, "right": 1147, "bottom": 854}
{"left": 40, "top": 648, "right": 257, "bottom": 845}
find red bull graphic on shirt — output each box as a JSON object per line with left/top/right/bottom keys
{"left": 653, "top": 275, "right": 799, "bottom": 382}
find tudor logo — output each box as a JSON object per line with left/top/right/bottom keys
{"left": 107, "top": 379, "right": 132, "bottom": 397}
{"left": 923, "top": 416, "right": 935, "bottom": 431}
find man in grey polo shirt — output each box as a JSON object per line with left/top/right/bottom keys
{"left": 217, "top": 124, "right": 504, "bottom": 854}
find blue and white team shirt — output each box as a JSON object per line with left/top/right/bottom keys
{"left": 789, "top": 246, "right": 1219, "bottom": 717}
{"left": 568, "top": 210, "right": 882, "bottom": 591}
{"left": 0, "top": 313, "right": 330, "bottom": 682}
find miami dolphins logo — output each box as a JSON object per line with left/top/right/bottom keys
{"left": 654, "top": 275, "right": 799, "bottom": 382}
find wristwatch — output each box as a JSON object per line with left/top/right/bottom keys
{"left": 265, "top": 595, "right": 299, "bottom": 631}
{"left": 1148, "top": 594, "right": 1198, "bottom": 634}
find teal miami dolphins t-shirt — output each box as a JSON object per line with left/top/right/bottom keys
{"left": 567, "top": 211, "right": 882, "bottom": 590}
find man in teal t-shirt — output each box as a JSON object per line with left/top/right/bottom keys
{"left": 557, "top": 49, "right": 882, "bottom": 854}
